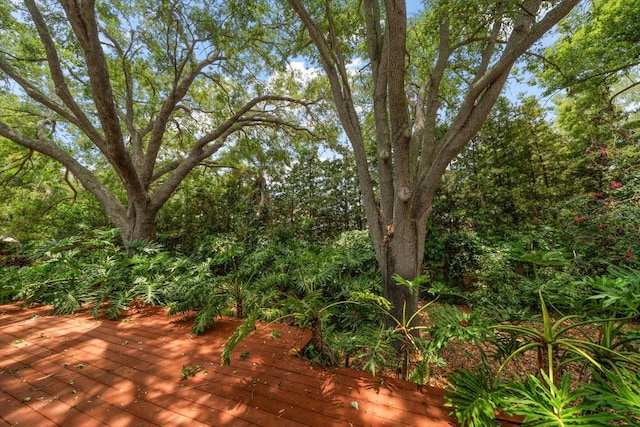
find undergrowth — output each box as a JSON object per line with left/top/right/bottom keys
{"left": 2, "top": 228, "right": 639, "bottom": 424}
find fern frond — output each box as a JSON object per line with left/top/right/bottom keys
{"left": 221, "top": 311, "right": 258, "bottom": 366}
{"left": 192, "top": 300, "right": 224, "bottom": 335}
{"left": 445, "top": 367, "right": 501, "bottom": 427}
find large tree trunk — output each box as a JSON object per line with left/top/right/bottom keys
{"left": 382, "top": 218, "right": 422, "bottom": 327}
{"left": 381, "top": 0, "right": 419, "bottom": 325}
{"left": 381, "top": 194, "right": 432, "bottom": 329}
{"left": 126, "top": 202, "right": 158, "bottom": 242}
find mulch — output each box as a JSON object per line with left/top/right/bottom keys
{"left": 0, "top": 303, "right": 521, "bottom": 426}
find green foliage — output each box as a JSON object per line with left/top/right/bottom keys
{"left": 221, "top": 310, "right": 259, "bottom": 366}
{"left": 180, "top": 364, "right": 202, "bottom": 381}
{"left": 0, "top": 144, "right": 107, "bottom": 243}
{"left": 585, "top": 368, "right": 640, "bottom": 422}
{"left": 445, "top": 281, "right": 640, "bottom": 426}
{"left": 2, "top": 7, "right": 638, "bottom": 427}
{"left": 163, "top": 261, "right": 229, "bottom": 334}
{"left": 467, "top": 243, "right": 537, "bottom": 319}
{"left": 445, "top": 366, "right": 503, "bottom": 427}
{"left": 3, "top": 232, "right": 111, "bottom": 315}
{"left": 427, "top": 304, "right": 492, "bottom": 351}
{"left": 555, "top": 143, "right": 640, "bottom": 276}
{"left": 434, "top": 97, "right": 565, "bottom": 236}
{"left": 539, "top": 0, "right": 640, "bottom": 97}
{"left": 492, "top": 290, "right": 636, "bottom": 385}
{"left": 351, "top": 326, "right": 397, "bottom": 377}
{"left": 215, "top": 232, "right": 450, "bottom": 382}
{"left": 268, "top": 152, "right": 364, "bottom": 242}
{"left": 428, "top": 230, "right": 483, "bottom": 291}
{"left": 577, "top": 265, "right": 640, "bottom": 316}
{"left": 0, "top": 229, "right": 222, "bottom": 324}
{"left": 409, "top": 351, "right": 446, "bottom": 388}
{"left": 503, "top": 372, "right": 617, "bottom": 426}
{"left": 424, "top": 230, "right": 575, "bottom": 318}
{"left": 350, "top": 278, "right": 445, "bottom": 381}
{"left": 218, "top": 230, "right": 385, "bottom": 368}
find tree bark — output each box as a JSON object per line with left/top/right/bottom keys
{"left": 126, "top": 201, "right": 158, "bottom": 242}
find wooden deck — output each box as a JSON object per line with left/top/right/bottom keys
{"left": 0, "top": 303, "right": 521, "bottom": 426}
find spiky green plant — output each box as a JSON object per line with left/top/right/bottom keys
{"left": 446, "top": 278, "right": 640, "bottom": 426}
{"left": 503, "top": 372, "right": 618, "bottom": 426}
{"left": 585, "top": 368, "right": 640, "bottom": 423}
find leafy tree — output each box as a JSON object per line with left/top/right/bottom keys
{"left": 535, "top": 0, "right": 640, "bottom": 188}
{"left": 0, "top": 141, "right": 106, "bottom": 242}
{"left": 0, "top": 0, "right": 310, "bottom": 242}
{"left": 156, "top": 119, "right": 350, "bottom": 251}
{"left": 555, "top": 143, "right": 640, "bottom": 275}
{"left": 532, "top": 0, "right": 640, "bottom": 275}
{"left": 270, "top": 150, "right": 364, "bottom": 241}
{"left": 156, "top": 164, "right": 265, "bottom": 254}
{"left": 437, "top": 97, "right": 565, "bottom": 235}
{"left": 538, "top": 0, "right": 640, "bottom": 101}
{"left": 286, "top": 0, "right": 579, "bottom": 323}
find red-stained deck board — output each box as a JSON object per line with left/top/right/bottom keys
{"left": 0, "top": 303, "right": 520, "bottom": 426}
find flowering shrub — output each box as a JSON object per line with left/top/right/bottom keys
{"left": 556, "top": 144, "right": 640, "bottom": 275}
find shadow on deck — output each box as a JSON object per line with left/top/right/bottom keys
{"left": 0, "top": 303, "right": 520, "bottom": 426}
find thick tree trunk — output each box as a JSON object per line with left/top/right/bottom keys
{"left": 380, "top": 203, "right": 429, "bottom": 379}
{"left": 124, "top": 202, "right": 158, "bottom": 242}
{"left": 381, "top": 208, "right": 428, "bottom": 328}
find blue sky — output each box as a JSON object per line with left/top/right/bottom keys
{"left": 407, "top": 0, "right": 422, "bottom": 16}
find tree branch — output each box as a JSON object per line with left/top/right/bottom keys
{"left": 364, "top": 0, "right": 394, "bottom": 225}
{"left": 59, "top": 0, "right": 146, "bottom": 205}
{"left": 23, "top": 0, "right": 107, "bottom": 153}
{"left": 98, "top": 24, "right": 137, "bottom": 149}
{"left": 141, "top": 50, "right": 225, "bottom": 187}
{"left": 416, "top": 9, "right": 451, "bottom": 177}
{"left": 0, "top": 57, "right": 105, "bottom": 147}
{"left": 288, "top": 0, "right": 384, "bottom": 262}
{"left": 0, "top": 120, "right": 128, "bottom": 229}
{"left": 413, "top": 0, "right": 580, "bottom": 219}
{"left": 0, "top": 149, "right": 33, "bottom": 186}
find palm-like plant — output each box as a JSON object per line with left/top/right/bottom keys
{"left": 493, "top": 290, "right": 606, "bottom": 386}
{"left": 446, "top": 270, "right": 640, "bottom": 426}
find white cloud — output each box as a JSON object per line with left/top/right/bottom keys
{"left": 287, "top": 61, "right": 320, "bottom": 83}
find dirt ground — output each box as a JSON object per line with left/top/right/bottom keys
{"left": 420, "top": 304, "right": 638, "bottom": 390}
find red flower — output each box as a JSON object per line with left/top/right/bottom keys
{"left": 575, "top": 216, "right": 585, "bottom": 223}
{"left": 600, "top": 148, "right": 607, "bottom": 158}
{"left": 610, "top": 181, "right": 622, "bottom": 190}
{"left": 625, "top": 250, "right": 637, "bottom": 261}
{"left": 592, "top": 192, "right": 601, "bottom": 200}
{"left": 599, "top": 223, "right": 605, "bottom": 229}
